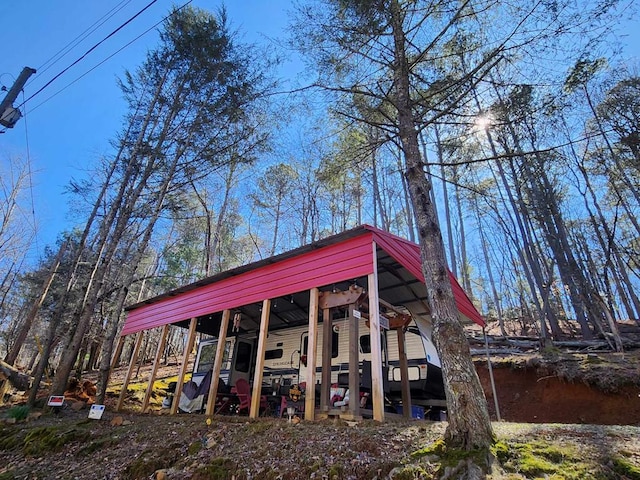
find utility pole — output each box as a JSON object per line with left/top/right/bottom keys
{"left": 0, "top": 66, "right": 36, "bottom": 129}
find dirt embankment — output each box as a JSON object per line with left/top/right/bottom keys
{"left": 474, "top": 350, "right": 640, "bottom": 425}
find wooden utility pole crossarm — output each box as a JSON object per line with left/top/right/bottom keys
{"left": 0, "top": 67, "right": 36, "bottom": 129}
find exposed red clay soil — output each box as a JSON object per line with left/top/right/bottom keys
{"left": 476, "top": 364, "right": 640, "bottom": 425}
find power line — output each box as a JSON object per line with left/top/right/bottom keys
{"left": 22, "top": 90, "right": 40, "bottom": 257}
{"left": 26, "top": 0, "right": 194, "bottom": 114}
{"left": 17, "top": 0, "right": 160, "bottom": 110}
{"left": 31, "top": 0, "right": 134, "bottom": 83}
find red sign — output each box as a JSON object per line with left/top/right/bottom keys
{"left": 47, "top": 396, "right": 65, "bottom": 407}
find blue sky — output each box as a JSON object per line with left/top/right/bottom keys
{"left": 0, "top": 1, "right": 296, "bottom": 262}
{"left": 0, "top": 1, "right": 638, "bottom": 265}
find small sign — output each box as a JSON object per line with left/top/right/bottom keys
{"left": 47, "top": 395, "right": 65, "bottom": 407}
{"left": 88, "top": 404, "right": 105, "bottom": 420}
{"left": 353, "top": 310, "right": 361, "bottom": 319}
{"left": 380, "top": 315, "right": 390, "bottom": 330}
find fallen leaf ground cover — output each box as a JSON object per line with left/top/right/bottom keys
{"left": 1, "top": 406, "right": 639, "bottom": 480}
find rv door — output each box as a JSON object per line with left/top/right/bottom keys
{"left": 192, "top": 337, "right": 234, "bottom": 385}
{"left": 229, "top": 338, "right": 255, "bottom": 386}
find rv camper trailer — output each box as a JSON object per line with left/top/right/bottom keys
{"left": 191, "top": 311, "right": 446, "bottom": 409}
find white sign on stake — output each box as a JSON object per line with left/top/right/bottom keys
{"left": 353, "top": 310, "right": 361, "bottom": 319}
{"left": 380, "top": 315, "right": 390, "bottom": 330}
{"left": 88, "top": 404, "right": 105, "bottom": 420}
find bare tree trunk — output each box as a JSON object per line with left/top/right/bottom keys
{"left": 27, "top": 312, "right": 61, "bottom": 405}
{"left": 96, "top": 286, "right": 129, "bottom": 405}
{"left": 94, "top": 137, "right": 185, "bottom": 402}
{"left": 371, "top": 147, "right": 389, "bottom": 230}
{"left": 394, "top": 146, "right": 415, "bottom": 242}
{"left": 433, "top": 127, "right": 457, "bottom": 277}
{"left": 209, "top": 163, "right": 237, "bottom": 275}
{"left": 389, "top": 0, "right": 492, "bottom": 451}
{"left": 4, "top": 239, "right": 67, "bottom": 366}
{"left": 0, "top": 262, "right": 19, "bottom": 321}
{"left": 570, "top": 135, "right": 640, "bottom": 323}
{"left": 471, "top": 195, "right": 507, "bottom": 337}
{"left": 87, "top": 341, "right": 100, "bottom": 372}
{"left": 454, "top": 172, "right": 472, "bottom": 297}
{"left": 488, "top": 144, "right": 556, "bottom": 340}
{"left": 52, "top": 73, "right": 181, "bottom": 396}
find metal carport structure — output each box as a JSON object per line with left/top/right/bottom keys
{"left": 114, "top": 225, "right": 484, "bottom": 421}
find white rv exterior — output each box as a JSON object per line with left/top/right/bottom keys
{"left": 192, "top": 316, "right": 445, "bottom": 406}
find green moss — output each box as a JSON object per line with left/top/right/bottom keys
{"left": 491, "top": 440, "right": 511, "bottom": 463}
{"left": 77, "top": 437, "right": 118, "bottom": 456}
{"left": 611, "top": 457, "right": 640, "bottom": 480}
{"left": 191, "top": 458, "right": 239, "bottom": 480}
{"left": 0, "top": 471, "right": 16, "bottom": 480}
{"left": 519, "top": 451, "right": 557, "bottom": 476}
{"left": 497, "top": 440, "right": 597, "bottom": 479}
{"left": 187, "top": 440, "right": 202, "bottom": 455}
{"left": 22, "top": 426, "right": 81, "bottom": 455}
{"left": 411, "top": 439, "right": 446, "bottom": 458}
{"left": 389, "top": 465, "right": 434, "bottom": 479}
{"left": 328, "top": 463, "right": 344, "bottom": 479}
{"left": 541, "top": 345, "right": 562, "bottom": 357}
{"left": 411, "top": 438, "right": 490, "bottom": 474}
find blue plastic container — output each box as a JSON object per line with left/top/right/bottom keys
{"left": 396, "top": 405, "right": 424, "bottom": 419}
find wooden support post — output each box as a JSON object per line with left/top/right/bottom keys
{"left": 348, "top": 303, "right": 360, "bottom": 418}
{"left": 250, "top": 299, "right": 271, "bottom": 419}
{"left": 110, "top": 335, "right": 126, "bottom": 370}
{"left": 142, "top": 325, "right": 169, "bottom": 413}
{"left": 116, "top": 331, "right": 144, "bottom": 412}
{"left": 305, "top": 288, "right": 319, "bottom": 420}
{"left": 170, "top": 318, "right": 198, "bottom": 415}
{"left": 368, "top": 241, "right": 385, "bottom": 421}
{"left": 397, "top": 327, "right": 412, "bottom": 418}
{"left": 320, "top": 307, "right": 332, "bottom": 411}
{"left": 206, "top": 310, "right": 231, "bottom": 416}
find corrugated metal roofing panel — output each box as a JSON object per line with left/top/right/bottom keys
{"left": 367, "top": 226, "right": 485, "bottom": 326}
{"left": 122, "top": 224, "right": 484, "bottom": 336}
{"left": 122, "top": 234, "right": 375, "bottom": 335}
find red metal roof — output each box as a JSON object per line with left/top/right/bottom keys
{"left": 367, "top": 227, "right": 484, "bottom": 326}
{"left": 122, "top": 225, "right": 484, "bottom": 335}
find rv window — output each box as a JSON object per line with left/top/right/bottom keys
{"left": 235, "top": 342, "right": 253, "bottom": 373}
{"left": 360, "top": 335, "right": 371, "bottom": 353}
{"left": 359, "top": 334, "right": 385, "bottom": 354}
{"left": 265, "top": 348, "right": 283, "bottom": 360}
{"left": 302, "top": 330, "right": 339, "bottom": 358}
{"left": 195, "top": 343, "right": 216, "bottom": 374}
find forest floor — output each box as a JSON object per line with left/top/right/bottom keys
{"left": 1, "top": 347, "right": 640, "bottom": 479}
{"left": 0, "top": 404, "right": 639, "bottom": 480}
